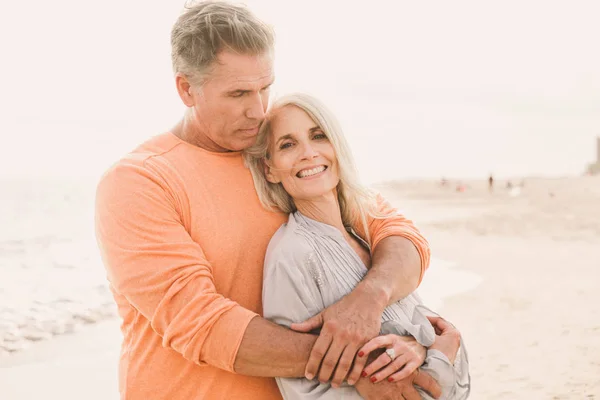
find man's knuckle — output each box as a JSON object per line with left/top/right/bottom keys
{"left": 337, "top": 361, "right": 350, "bottom": 370}
{"left": 324, "top": 320, "right": 338, "bottom": 330}
{"left": 312, "top": 349, "right": 326, "bottom": 359}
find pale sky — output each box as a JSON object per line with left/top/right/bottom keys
{"left": 1, "top": 0, "right": 599, "bottom": 182}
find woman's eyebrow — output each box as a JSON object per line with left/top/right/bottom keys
{"left": 275, "top": 133, "right": 294, "bottom": 145}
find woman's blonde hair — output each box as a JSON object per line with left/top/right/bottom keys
{"left": 244, "top": 93, "right": 393, "bottom": 244}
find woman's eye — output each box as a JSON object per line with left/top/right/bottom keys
{"left": 313, "top": 133, "right": 327, "bottom": 140}
{"left": 279, "top": 142, "right": 293, "bottom": 150}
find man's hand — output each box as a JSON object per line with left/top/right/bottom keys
{"left": 290, "top": 287, "right": 385, "bottom": 387}
{"left": 427, "top": 316, "right": 461, "bottom": 364}
{"left": 348, "top": 334, "right": 426, "bottom": 385}
{"left": 355, "top": 369, "right": 442, "bottom": 400}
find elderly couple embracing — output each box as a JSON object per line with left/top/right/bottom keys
{"left": 95, "top": 2, "right": 470, "bottom": 399}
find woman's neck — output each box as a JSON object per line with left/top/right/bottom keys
{"left": 294, "top": 191, "right": 346, "bottom": 235}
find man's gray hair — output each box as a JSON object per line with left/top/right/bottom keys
{"left": 171, "top": 1, "right": 275, "bottom": 84}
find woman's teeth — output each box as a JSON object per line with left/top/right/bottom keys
{"left": 297, "top": 166, "right": 326, "bottom": 178}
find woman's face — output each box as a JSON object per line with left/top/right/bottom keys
{"left": 266, "top": 105, "right": 340, "bottom": 201}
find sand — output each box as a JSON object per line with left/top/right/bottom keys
{"left": 1, "top": 175, "right": 598, "bottom": 399}
{"left": 375, "top": 175, "right": 600, "bottom": 399}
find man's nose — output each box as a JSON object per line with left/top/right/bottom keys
{"left": 245, "top": 94, "right": 266, "bottom": 120}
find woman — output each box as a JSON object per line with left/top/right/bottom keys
{"left": 244, "top": 93, "right": 470, "bottom": 399}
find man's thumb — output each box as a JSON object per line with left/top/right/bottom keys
{"left": 291, "top": 313, "right": 323, "bottom": 332}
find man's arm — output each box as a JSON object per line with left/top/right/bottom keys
{"left": 359, "top": 192, "right": 430, "bottom": 305}
{"left": 96, "top": 161, "right": 313, "bottom": 376}
{"left": 234, "top": 317, "right": 316, "bottom": 377}
{"left": 356, "top": 235, "right": 422, "bottom": 310}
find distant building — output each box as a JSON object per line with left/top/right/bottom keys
{"left": 586, "top": 137, "right": 600, "bottom": 175}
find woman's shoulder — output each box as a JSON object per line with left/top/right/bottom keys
{"left": 265, "top": 213, "right": 315, "bottom": 269}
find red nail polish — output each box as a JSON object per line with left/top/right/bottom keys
{"left": 388, "top": 377, "right": 394, "bottom": 382}
{"left": 361, "top": 371, "right": 367, "bottom": 378}
{"left": 370, "top": 377, "right": 377, "bottom": 383}
{"left": 358, "top": 351, "right": 364, "bottom": 357}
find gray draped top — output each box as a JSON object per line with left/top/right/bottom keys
{"left": 262, "top": 212, "right": 470, "bottom": 400}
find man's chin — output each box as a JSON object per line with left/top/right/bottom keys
{"left": 230, "top": 136, "right": 258, "bottom": 152}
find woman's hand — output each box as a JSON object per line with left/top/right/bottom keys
{"left": 348, "top": 334, "right": 426, "bottom": 385}
{"left": 427, "top": 316, "right": 461, "bottom": 364}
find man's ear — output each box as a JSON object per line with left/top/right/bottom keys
{"left": 264, "top": 160, "right": 280, "bottom": 183}
{"left": 175, "top": 74, "right": 195, "bottom": 107}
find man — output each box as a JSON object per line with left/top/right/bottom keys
{"left": 95, "top": 2, "right": 441, "bottom": 399}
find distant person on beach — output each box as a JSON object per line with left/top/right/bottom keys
{"left": 95, "top": 2, "right": 444, "bottom": 399}
{"left": 488, "top": 175, "right": 494, "bottom": 192}
{"left": 244, "top": 93, "right": 470, "bottom": 399}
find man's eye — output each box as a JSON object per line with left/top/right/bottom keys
{"left": 232, "top": 92, "right": 245, "bottom": 98}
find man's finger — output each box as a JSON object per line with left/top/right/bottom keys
{"left": 346, "top": 348, "right": 369, "bottom": 385}
{"left": 292, "top": 313, "right": 324, "bottom": 333}
{"left": 304, "top": 333, "right": 332, "bottom": 380}
{"left": 401, "top": 385, "right": 422, "bottom": 400}
{"left": 413, "top": 369, "right": 442, "bottom": 399}
{"left": 318, "top": 340, "right": 346, "bottom": 383}
{"left": 331, "top": 345, "right": 357, "bottom": 387}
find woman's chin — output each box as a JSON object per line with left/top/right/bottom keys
{"left": 292, "top": 186, "right": 338, "bottom": 202}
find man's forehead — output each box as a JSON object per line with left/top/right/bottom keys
{"left": 210, "top": 52, "right": 274, "bottom": 87}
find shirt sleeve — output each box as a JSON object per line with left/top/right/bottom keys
{"left": 262, "top": 249, "right": 322, "bottom": 328}
{"left": 94, "top": 159, "right": 258, "bottom": 372}
{"left": 262, "top": 250, "right": 360, "bottom": 400}
{"left": 358, "top": 193, "right": 431, "bottom": 284}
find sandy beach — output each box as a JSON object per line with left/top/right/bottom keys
{"left": 1, "top": 175, "right": 599, "bottom": 399}
{"left": 376, "top": 175, "right": 600, "bottom": 399}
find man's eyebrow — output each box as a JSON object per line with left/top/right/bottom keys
{"left": 263, "top": 78, "right": 275, "bottom": 89}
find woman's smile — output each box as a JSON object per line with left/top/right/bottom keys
{"left": 296, "top": 165, "right": 328, "bottom": 179}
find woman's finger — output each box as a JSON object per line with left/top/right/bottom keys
{"left": 389, "top": 357, "right": 421, "bottom": 382}
{"left": 362, "top": 352, "right": 394, "bottom": 379}
{"left": 372, "top": 354, "right": 409, "bottom": 383}
{"left": 426, "top": 316, "right": 455, "bottom": 334}
{"left": 356, "top": 334, "right": 394, "bottom": 357}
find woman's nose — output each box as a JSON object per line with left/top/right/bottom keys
{"left": 300, "top": 142, "right": 319, "bottom": 160}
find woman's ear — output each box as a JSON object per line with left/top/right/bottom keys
{"left": 264, "top": 161, "right": 280, "bottom": 184}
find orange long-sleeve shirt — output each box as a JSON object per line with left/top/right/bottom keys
{"left": 95, "top": 132, "right": 430, "bottom": 400}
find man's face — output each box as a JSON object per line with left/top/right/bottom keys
{"left": 190, "top": 51, "right": 274, "bottom": 152}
